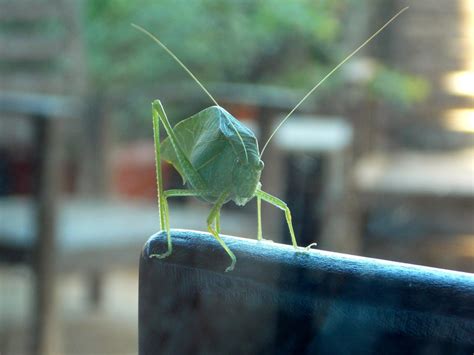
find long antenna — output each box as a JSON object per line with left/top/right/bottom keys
{"left": 260, "top": 6, "right": 409, "bottom": 157}
{"left": 131, "top": 23, "right": 219, "bottom": 106}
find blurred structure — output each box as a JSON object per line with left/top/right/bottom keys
{"left": 274, "top": 116, "right": 356, "bottom": 252}
{"left": 1, "top": 1, "right": 85, "bottom": 354}
{"left": 388, "top": 0, "right": 473, "bottom": 149}
{"left": 352, "top": 0, "right": 474, "bottom": 273}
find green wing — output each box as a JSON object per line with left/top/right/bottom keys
{"left": 219, "top": 110, "right": 249, "bottom": 164}
{"left": 161, "top": 106, "right": 259, "bottom": 190}
{"left": 161, "top": 106, "right": 224, "bottom": 183}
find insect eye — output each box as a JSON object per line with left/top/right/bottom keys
{"left": 258, "top": 160, "right": 264, "bottom": 170}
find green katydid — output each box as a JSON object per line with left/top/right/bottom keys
{"left": 132, "top": 7, "right": 408, "bottom": 272}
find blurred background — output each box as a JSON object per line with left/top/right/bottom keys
{"left": 0, "top": 0, "right": 472, "bottom": 354}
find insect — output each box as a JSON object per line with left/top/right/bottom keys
{"left": 132, "top": 7, "right": 408, "bottom": 272}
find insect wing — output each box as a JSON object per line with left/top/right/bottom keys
{"left": 161, "top": 106, "right": 223, "bottom": 183}
{"left": 219, "top": 109, "right": 259, "bottom": 166}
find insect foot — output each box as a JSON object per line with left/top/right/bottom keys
{"left": 305, "top": 243, "right": 318, "bottom": 251}
{"left": 149, "top": 250, "right": 172, "bottom": 259}
{"left": 207, "top": 227, "right": 237, "bottom": 273}
{"left": 225, "top": 262, "right": 236, "bottom": 273}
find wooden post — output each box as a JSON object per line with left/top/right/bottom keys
{"left": 31, "top": 116, "right": 62, "bottom": 355}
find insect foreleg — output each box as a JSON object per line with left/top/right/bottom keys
{"left": 207, "top": 192, "right": 236, "bottom": 272}
{"left": 255, "top": 189, "right": 297, "bottom": 248}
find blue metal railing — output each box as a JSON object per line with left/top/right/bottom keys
{"left": 139, "top": 230, "right": 474, "bottom": 354}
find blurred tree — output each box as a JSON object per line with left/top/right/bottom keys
{"left": 83, "top": 0, "right": 427, "bottom": 139}
{"left": 85, "top": 0, "right": 343, "bottom": 88}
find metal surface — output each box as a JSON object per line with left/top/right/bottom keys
{"left": 139, "top": 229, "right": 474, "bottom": 354}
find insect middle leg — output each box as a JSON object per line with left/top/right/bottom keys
{"left": 255, "top": 189, "right": 297, "bottom": 248}
{"left": 149, "top": 189, "right": 201, "bottom": 259}
{"left": 215, "top": 209, "right": 220, "bottom": 235}
{"left": 257, "top": 195, "right": 263, "bottom": 241}
{"left": 207, "top": 192, "right": 236, "bottom": 272}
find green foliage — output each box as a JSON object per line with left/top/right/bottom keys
{"left": 85, "top": 0, "right": 347, "bottom": 89}
{"left": 369, "top": 66, "right": 430, "bottom": 110}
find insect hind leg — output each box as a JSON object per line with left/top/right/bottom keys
{"left": 255, "top": 189, "right": 297, "bottom": 248}
{"left": 257, "top": 195, "right": 263, "bottom": 241}
{"left": 150, "top": 101, "right": 172, "bottom": 259}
